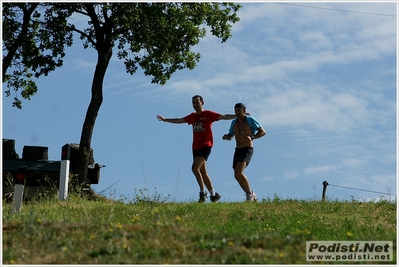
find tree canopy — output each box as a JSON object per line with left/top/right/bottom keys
{"left": 2, "top": 2, "right": 242, "bottom": 186}
{"left": 2, "top": 3, "right": 74, "bottom": 108}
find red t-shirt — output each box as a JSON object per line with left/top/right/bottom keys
{"left": 184, "top": 110, "right": 221, "bottom": 150}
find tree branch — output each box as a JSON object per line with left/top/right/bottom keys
{"left": 72, "top": 28, "right": 96, "bottom": 47}
{"left": 2, "top": 3, "right": 38, "bottom": 79}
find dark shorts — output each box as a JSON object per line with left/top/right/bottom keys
{"left": 193, "top": 146, "right": 212, "bottom": 161}
{"left": 233, "top": 147, "right": 254, "bottom": 169}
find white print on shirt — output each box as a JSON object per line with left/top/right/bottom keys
{"left": 193, "top": 122, "right": 205, "bottom": 132}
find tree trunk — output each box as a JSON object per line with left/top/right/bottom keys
{"left": 69, "top": 143, "right": 94, "bottom": 174}
{"left": 76, "top": 43, "right": 113, "bottom": 186}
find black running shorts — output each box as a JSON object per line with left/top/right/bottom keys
{"left": 233, "top": 147, "right": 254, "bottom": 169}
{"left": 193, "top": 146, "right": 212, "bottom": 161}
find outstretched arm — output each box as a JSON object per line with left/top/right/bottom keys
{"left": 156, "top": 114, "right": 185, "bottom": 124}
{"left": 219, "top": 114, "right": 237, "bottom": 120}
{"left": 219, "top": 112, "right": 250, "bottom": 120}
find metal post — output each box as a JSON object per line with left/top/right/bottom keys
{"left": 322, "top": 181, "right": 329, "bottom": 201}
{"left": 59, "top": 144, "right": 71, "bottom": 201}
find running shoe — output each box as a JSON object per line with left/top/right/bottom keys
{"left": 210, "top": 192, "right": 221, "bottom": 202}
{"left": 198, "top": 191, "right": 208, "bottom": 202}
{"left": 246, "top": 190, "right": 258, "bottom": 202}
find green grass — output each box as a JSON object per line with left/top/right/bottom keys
{"left": 2, "top": 191, "right": 396, "bottom": 264}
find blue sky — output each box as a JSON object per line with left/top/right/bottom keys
{"left": 2, "top": 2, "right": 397, "bottom": 202}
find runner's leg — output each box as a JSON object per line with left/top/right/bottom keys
{"left": 192, "top": 156, "right": 206, "bottom": 191}
{"left": 200, "top": 161, "right": 214, "bottom": 192}
{"left": 234, "top": 161, "right": 251, "bottom": 193}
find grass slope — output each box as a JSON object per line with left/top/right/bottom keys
{"left": 2, "top": 193, "right": 396, "bottom": 264}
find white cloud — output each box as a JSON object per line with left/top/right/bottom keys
{"left": 299, "top": 31, "right": 334, "bottom": 51}
{"left": 284, "top": 170, "right": 300, "bottom": 180}
{"left": 304, "top": 165, "right": 338, "bottom": 176}
{"left": 342, "top": 158, "right": 364, "bottom": 169}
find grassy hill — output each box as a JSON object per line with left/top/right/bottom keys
{"left": 2, "top": 191, "right": 396, "bottom": 264}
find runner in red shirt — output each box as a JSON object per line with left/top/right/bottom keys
{"left": 157, "top": 95, "right": 237, "bottom": 202}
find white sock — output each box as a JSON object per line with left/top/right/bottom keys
{"left": 210, "top": 190, "right": 215, "bottom": 197}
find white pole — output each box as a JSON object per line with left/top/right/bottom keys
{"left": 12, "top": 184, "right": 24, "bottom": 214}
{"left": 59, "top": 144, "right": 71, "bottom": 201}
{"left": 59, "top": 159, "right": 70, "bottom": 201}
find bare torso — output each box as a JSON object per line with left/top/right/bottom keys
{"left": 233, "top": 118, "right": 253, "bottom": 148}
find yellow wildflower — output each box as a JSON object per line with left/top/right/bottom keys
{"left": 346, "top": 231, "right": 353, "bottom": 237}
{"left": 131, "top": 215, "right": 140, "bottom": 223}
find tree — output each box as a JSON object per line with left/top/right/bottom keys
{"left": 2, "top": 3, "right": 74, "bottom": 108}
{"left": 2, "top": 2, "right": 242, "bottom": 187}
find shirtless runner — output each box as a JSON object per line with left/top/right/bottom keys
{"left": 222, "top": 103, "right": 266, "bottom": 201}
